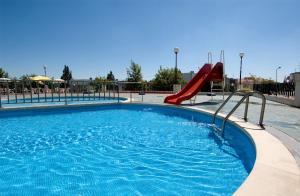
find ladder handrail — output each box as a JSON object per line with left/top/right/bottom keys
{"left": 212, "top": 90, "right": 246, "bottom": 123}
{"left": 221, "top": 92, "right": 253, "bottom": 131}
{"left": 212, "top": 90, "right": 266, "bottom": 135}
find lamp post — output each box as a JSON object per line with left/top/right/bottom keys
{"left": 276, "top": 66, "right": 282, "bottom": 83}
{"left": 239, "top": 53, "right": 245, "bottom": 89}
{"left": 174, "top": 47, "right": 179, "bottom": 84}
{"left": 43, "top": 65, "right": 47, "bottom": 76}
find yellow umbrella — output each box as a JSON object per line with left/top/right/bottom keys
{"left": 29, "top": 76, "right": 51, "bottom": 81}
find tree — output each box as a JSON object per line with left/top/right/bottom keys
{"left": 18, "top": 74, "right": 38, "bottom": 88}
{"left": 94, "top": 76, "right": 108, "bottom": 91}
{"left": 106, "top": 71, "right": 115, "bottom": 81}
{"left": 127, "top": 61, "right": 143, "bottom": 82}
{"left": 248, "top": 74, "right": 275, "bottom": 84}
{"left": 61, "top": 65, "right": 72, "bottom": 86}
{"left": 19, "top": 74, "right": 36, "bottom": 81}
{"left": 0, "top": 68, "right": 8, "bottom": 78}
{"left": 126, "top": 61, "right": 143, "bottom": 90}
{"left": 151, "top": 66, "right": 185, "bottom": 91}
{"left": 95, "top": 76, "right": 107, "bottom": 83}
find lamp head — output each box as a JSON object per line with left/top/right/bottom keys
{"left": 239, "top": 53, "right": 245, "bottom": 58}
{"left": 174, "top": 47, "right": 179, "bottom": 54}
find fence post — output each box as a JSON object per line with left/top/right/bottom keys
{"left": 14, "top": 80, "right": 17, "bottom": 103}
{"left": 98, "top": 83, "right": 101, "bottom": 100}
{"left": 130, "top": 91, "right": 132, "bottom": 102}
{"left": 77, "top": 81, "right": 79, "bottom": 101}
{"left": 6, "top": 81, "right": 9, "bottom": 104}
{"left": 44, "top": 81, "right": 47, "bottom": 102}
{"left": 71, "top": 81, "right": 73, "bottom": 101}
{"left": 51, "top": 80, "right": 54, "bottom": 102}
{"left": 30, "top": 80, "right": 33, "bottom": 103}
{"left": 37, "top": 81, "right": 40, "bottom": 102}
{"left": 64, "top": 81, "right": 67, "bottom": 105}
{"left": 294, "top": 72, "right": 300, "bottom": 107}
{"left": 117, "top": 81, "right": 120, "bottom": 103}
{"left": 22, "top": 81, "right": 25, "bottom": 103}
{"left": 103, "top": 83, "right": 106, "bottom": 100}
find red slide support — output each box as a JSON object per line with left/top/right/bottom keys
{"left": 164, "top": 62, "right": 224, "bottom": 105}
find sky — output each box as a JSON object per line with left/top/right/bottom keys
{"left": 1, "top": 0, "right": 300, "bottom": 81}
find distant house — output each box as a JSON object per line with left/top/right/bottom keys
{"left": 288, "top": 72, "right": 300, "bottom": 83}
{"left": 182, "top": 71, "right": 195, "bottom": 82}
{"left": 240, "top": 77, "right": 255, "bottom": 90}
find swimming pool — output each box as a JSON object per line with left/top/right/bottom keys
{"left": 0, "top": 104, "right": 256, "bottom": 195}
{"left": 0, "top": 96, "right": 127, "bottom": 108}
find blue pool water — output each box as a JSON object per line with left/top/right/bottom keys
{"left": 0, "top": 96, "right": 127, "bottom": 108}
{"left": 0, "top": 104, "right": 255, "bottom": 195}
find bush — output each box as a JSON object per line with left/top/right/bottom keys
{"left": 150, "top": 67, "right": 185, "bottom": 91}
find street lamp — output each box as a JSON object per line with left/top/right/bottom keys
{"left": 43, "top": 65, "right": 47, "bottom": 76}
{"left": 239, "top": 53, "right": 245, "bottom": 89}
{"left": 276, "top": 66, "right": 282, "bottom": 83}
{"left": 174, "top": 47, "right": 180, "bottom": 84}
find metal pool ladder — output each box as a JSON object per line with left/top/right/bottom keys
{"left": 212, "top": 90, "right": 266, "bottom": 135}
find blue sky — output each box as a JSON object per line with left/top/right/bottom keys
{"left": 1, "top": 0, "right": 300, "bottom": 81}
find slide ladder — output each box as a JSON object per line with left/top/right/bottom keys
{"left": 209, "top": 50, "right": 225, "bottom": 100}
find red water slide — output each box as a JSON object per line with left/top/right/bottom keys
{"left": 164, "top": 62, "right": 224, "bottom": 105}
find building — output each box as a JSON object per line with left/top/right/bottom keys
{"left": 182, "top": 71, "right": 195, "bottom": 82}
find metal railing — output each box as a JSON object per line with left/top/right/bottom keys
{"left": 0, "top": 80, "right": 123, "bottom": 108}
{"left": 253, "top": 82, "right": 295, "bottom": 98}
{"left": 212, "top": 90, "right": 266, "bottom": 135}
{"left": 0, "top": 79, "right": 173, "bottom": 108}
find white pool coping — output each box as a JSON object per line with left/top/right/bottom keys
{"left": 183, "top": 106, "right": 300, "bottom": 196}
{"left": 0, "top": 102, "right": 299, "bottom": 195}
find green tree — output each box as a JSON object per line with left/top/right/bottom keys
{"left": 126, "top": 61, "right": 143, "bottom": 90}
{"left": 127, "top": 61, "right": 142, "bottom": 82}
{"left": 18, "top": 74, "right": 38, "bottom": 88}
{"left": 248, "top": 74, "right": 275, "bottom": 84}
{"left": 0, "top": 68, "right": 8, "bottom": 78}
{"left": 95, "top": 76, "right": 107, "bottom": 83}
{"left": 19, "top": 74, "right": 36, "bottom": 81}
{"left": 151, "top": 67, "right": 185, "bottom": 91}
{"left": 106, "top": 71, "right": 115, "bottom": 81}
{"left": 94, "top": 76, "right": 109, "bottom": 91}
{"left": 61, "top": 65, "right": 72, "bottom": 86}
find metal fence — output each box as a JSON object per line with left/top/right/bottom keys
{"left": 0, "top": 80, "right": 120, "bottom": 108}
{"left": 0, "top": 80, "right": 174, "bottom": 108}
{"left": 253, "top": 83, "right": 295, "bottom": 98}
